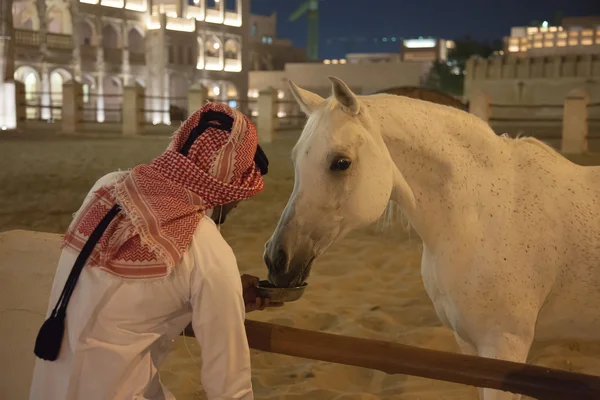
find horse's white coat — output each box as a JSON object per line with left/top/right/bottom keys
{"left": 265, "top": 77, "right": 600, "bottom": 399}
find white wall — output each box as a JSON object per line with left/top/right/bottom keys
{"left": 249, "top": 61, "right": 432, "bottom": 97}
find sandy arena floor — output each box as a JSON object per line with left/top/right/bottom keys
{"left": 1, "top": 132, "right": 600, "bottom": 399}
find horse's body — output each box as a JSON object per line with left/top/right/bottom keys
{"left": 264, "top": 77, "right": 600, "bottom": 399}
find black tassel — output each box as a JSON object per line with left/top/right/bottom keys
{"left": 34, "top": 309, "right": 66, "bottom": 361}
{"left": 33, "top": 204, "right": 121, "bottom": 361}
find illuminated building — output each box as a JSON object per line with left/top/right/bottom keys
{"left": 504, "top": 16, "right": 600, "bottom": 57}
{"left": 401, "top": 38, "right": 455, "bottom": 62}
{"left": 4, "top": 0, "right": 249, "bottom": 127}
{"left": 248, "top": 12, "right": 307, "bottom": 71}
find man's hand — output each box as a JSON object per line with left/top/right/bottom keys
{"left": 241, "top": 274, "right": 284, "bottom": 313}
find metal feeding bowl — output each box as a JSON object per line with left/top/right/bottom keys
{"left": 256, "top": 280, "right": 308, "bottom": 303}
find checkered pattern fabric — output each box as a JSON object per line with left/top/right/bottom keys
{"left": 61, "top": 103, "right": 264, "bottom": 278}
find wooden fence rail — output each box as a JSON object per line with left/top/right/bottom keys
{"left": 183, "top": 321, "right": 600, "bottom": 399}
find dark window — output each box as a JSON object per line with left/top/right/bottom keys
{"left": 225, "top": 0, "right": 237, "bottom": 11}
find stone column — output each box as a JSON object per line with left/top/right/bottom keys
{"left": 71, "top": 2, "right": 83, "bottom": 82}
{"left": 187, "top": 83, "right": 208, "bottom": 113}
{"left": 551, "top": 56, "right": 562, "bottom": 79}
{"left": 40, "top": 63, "right": 51, "bottom": 120}
{"left": 122, "top": 83, "right": 144, "bottom": 136}
{"left": 561, "top": 91, "right": 589, "bottom": 154}
{"left": 122, "top": 23, "right": 131, "bottom": 86}
{"left": 61, "top": 80, "right": 83, "bottom": 135}
{"left": 37, "top": 0, "right": 48, "bottom": 54}
{"left": 95, "top": 17, "right": 105, "bottom": 122}
{"left": 469, "top": 92, "right": 490, "bottom": 125}
{"left": 0, "top": 0, "right": 15, "bottom": 83}
{"left": 14, "top": 81, "right": 26, "bottom": 126}
{"left": 0, "top": 0, "right": 18, "bottom": 129}
{"left": 257, "top": 87, "right": 276, "bottom": 143}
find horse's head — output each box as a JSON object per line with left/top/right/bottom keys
{"left": 264, "top": 77, "right": 396, "bottom": 287}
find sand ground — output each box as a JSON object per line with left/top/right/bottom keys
{"left": 1, "top": 132, "right": 600, "bottom": 399}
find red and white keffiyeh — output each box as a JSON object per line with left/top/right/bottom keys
{"left": 61, "top": 103, "right": 264, "bottom": 279}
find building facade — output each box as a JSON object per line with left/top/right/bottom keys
{"left": 4, "top": 0, "right": 249, "bottom": 127}
{"left": 503, "top": 16, "right": 600, "bottom": 58}
{"left": 247, "top": 12, "right": 306, "bottom": 71}
{"left": 401, "top": 38, "right": 455, "bottom": 62}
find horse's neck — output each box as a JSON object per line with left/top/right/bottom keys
{"left": 364, "top": 95, "right": 509, "bottom": 243}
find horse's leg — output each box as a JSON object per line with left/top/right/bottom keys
{"left": 454, "top": 333, "right": 484, "bottom": 399}
{"left": 476, "top": 329, "right": 535, "bottom": 400}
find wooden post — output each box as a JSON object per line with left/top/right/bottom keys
{"left": 61, "top": 80, "right": 83, "bottom": 135}
{"left": 180, "top": 321, "right": 600, "bottom": 399}
{"left": 561, "top": 89, "right": 589, "bottom": 155}
{"left": 469, "top": 92, "right": 490, "bottom": 124}
{"left": 0, "top": 80, "right": 24, "bottom": 130}
{"left": 257, "top": 87, "right": 276, "bottom": 143}
{"left": 187, "top": 83, "right": 208, "bottom": 114}
{"left": 122, "top": 83, "right": 144, "bottom": 136}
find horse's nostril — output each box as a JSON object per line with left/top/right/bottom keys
{"left": 273, "top": 249, "right": 288, "bottom": 273}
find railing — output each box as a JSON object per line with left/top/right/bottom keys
{"left": 489, "top": 103, "right": 564, "bottom": 139}
{"left": 276, "top": 99, "right": 306, "bottom": 130}
{"left": 103, "top": 48, "right": 123, "bottom": 64}
{"left": 18, "top": 92, "right": 62, "bottom": 121}
{"left": 588, "top": 103, "right": 600, "bottom": 138}
{"left": 181, "top": 320, "right": 600, "bottom": 399}
{"left": 47, "top": 33, "right": 72, "bottom": 50}
{"left": 78, "top": 94, "right": 123, "bottom": 123}
{"left": 142, "top": 96, "right": 189, "bottom": 126}
{"left": 129, "top": 51, "right": 145, "bottom": 64}
{"left": 14, "top": 29, "right": 40, "bottom": 46}
{"left": 80, "top": 44, "right": 96, "bottom": 60}
{"left": 13, "top": 29, "right": 72, "bottom": 49}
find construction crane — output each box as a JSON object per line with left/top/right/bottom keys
{"left": 289, "top": 0, "right": 319, "bottom": 61}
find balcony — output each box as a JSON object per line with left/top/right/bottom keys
{"left": 224, "top": 11, "right": 241, "bottom": 27}
{"left": 14, "top": 29, "right": 40, "bottom": 47}
{"left": 104, "top": 47, "right": 123, "bottom": 64}
{"left": 47, "top": 33, "right": 73, "bottom": 50}
{"left": 205, "top": 56, "right": 223, "bottom": 71}
{"left": 224, "top": 58, "right": 241, "bottom": 72}
{"left": 205, "top": 8, "right": 223, "bottom": 24}
{"left": 129, "top": 51, "right": 145, "bottom": 65}
{"left": 187, "top": 5, "right": 204, "bottom": 20}
{"left": 165, "top": 17, "right": 195, "bottom": 32}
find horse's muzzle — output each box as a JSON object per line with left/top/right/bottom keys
{"left": 264, "top": 239, "right": 315, "bottom": 288}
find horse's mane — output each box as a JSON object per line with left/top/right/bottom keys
{"left": 499, "top": 133, "right": 563, "bottom": 158}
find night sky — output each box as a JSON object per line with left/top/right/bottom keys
{"left": 250, "top": 0, "right": 599, "bottom": 59}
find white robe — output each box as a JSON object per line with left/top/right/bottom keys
{"left": 30, "top": 172, "right": 254, "bottom": 400}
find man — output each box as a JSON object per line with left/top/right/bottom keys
{"left": 30, "top": 103, "right": 279, "bottom": 400}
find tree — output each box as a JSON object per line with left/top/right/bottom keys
{"left": 425, "top": 36, "right": 502, "bottom": 97}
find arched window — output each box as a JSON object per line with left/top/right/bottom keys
{"left": 196, "top": 37, "right": 204, "bottom": 69}
{"left": 224, "top": 39, "right": 241, "bottom": 72}
{"left": 205, "top": 35, "right": 223, "bottom": 70}
{"left": 46, "top": 6, "right": 72, "bottom": 34}
{"left": 79, "top": 20, "right": 94, "bottom": 46}
{"left": 128, "top": 27, "right": 144, "bottom": 52}
{"left": 102, "top": 24, "right": 119, "bottom": 48}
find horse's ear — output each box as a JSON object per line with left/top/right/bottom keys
{"left": 328, "top": 76, "right": 360, "bottom": 116}
{"left": 288, "top": 80, "right": 324, "bottom": 116}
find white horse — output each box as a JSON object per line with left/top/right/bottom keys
{"left": 263, "top": 76, "right": 600, "bottom": 399}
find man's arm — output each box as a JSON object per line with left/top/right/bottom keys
{"left": 189, "top": 228, "right": 253, "bottom": 400}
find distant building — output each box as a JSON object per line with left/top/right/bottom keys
{"left": 247, "top": 12, "right": 307, "bottom": 71}
{"left": 401, "top": 38, "right": 455, "bottom": 62}
{"left": 343, "top": 53, "right": 402, "bottom": 64}
{"left": 5, "top": 0, "right": 251, "bottom": 127}
{"left": 503, "top": 16, "right": 600, "bottom": 57}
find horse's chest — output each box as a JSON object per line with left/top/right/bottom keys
{"left": 420, "top": 246, "right": 456, "bottom": 329}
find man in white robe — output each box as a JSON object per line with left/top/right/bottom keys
{"left": 30, "top": 103, "right": 278, "bottom": 400}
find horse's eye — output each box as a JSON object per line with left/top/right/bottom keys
{"left": 330, "top": 158, "right": 352, "bottom": 172}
